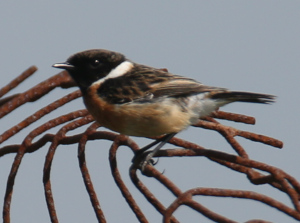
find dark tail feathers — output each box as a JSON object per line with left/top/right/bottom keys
{"left": 210, "top": 91, "right": 276, "bottom": 104}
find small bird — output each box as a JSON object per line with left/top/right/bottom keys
{"left": 53, "top": 49, "right": 275, "bottom": 167}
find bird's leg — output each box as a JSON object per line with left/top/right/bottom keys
{"left": 132, "top": 133, "right": 176, "bottom": 170}
{"left": 133, "top": 134, "right": 174, "bottom": 157}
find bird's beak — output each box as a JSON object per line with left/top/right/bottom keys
{"left": 52, "top": 62, "right": 75, "bottom": 70}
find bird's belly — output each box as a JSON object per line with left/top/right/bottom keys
{"left": 84, "top": 95, "right": 192, "bottom": 137}
{"left": 116, "top": 102, "right": 193, "bottom": 136}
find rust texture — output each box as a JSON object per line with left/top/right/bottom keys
{"left": 0, "top": 67, "right": 297, "bottom": 223}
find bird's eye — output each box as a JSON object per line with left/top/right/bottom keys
{"left": 90, "top": 59, "right": 101, "bottom": 68}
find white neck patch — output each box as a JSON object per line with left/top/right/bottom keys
{"left": 92, "top": 61, "right": 134, "bottom": 86}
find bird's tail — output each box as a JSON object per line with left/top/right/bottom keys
{"left": 210, "top": 91, "right": 276, "bottom": 104}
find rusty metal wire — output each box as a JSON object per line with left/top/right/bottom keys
{"left": 0, "top": 67, "right": 298, "bottom": 223}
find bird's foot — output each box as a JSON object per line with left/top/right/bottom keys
{"left": 132, "top": 150, "right": 157, "bottom": 174}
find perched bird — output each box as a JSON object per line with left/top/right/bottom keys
{"left": 53, "top": 49, "right": 275, "bottom": 167}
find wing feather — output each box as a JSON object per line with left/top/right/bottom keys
{"left": 149, "top": 77, "right": 226, "bottom": 98}
{"left": 97, "top": 64, "right": 226, "bottom": 104}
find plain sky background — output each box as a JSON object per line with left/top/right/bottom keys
{"left": 0, "top": 1, "right": 299, "bottom": 222}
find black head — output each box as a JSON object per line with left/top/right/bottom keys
{"left": 53, "top": 49, "right": 126, "bottom": 92}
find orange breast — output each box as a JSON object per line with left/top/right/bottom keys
{"left": 83, "top": 85, "right": 192, "bottom": 137}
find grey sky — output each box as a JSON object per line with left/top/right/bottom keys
{"left": 0, "top": 1, "right": 299, "bottom": 222}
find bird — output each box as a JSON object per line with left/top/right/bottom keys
{"left": 53, "top": 49, "right": 275, "bottom": 168}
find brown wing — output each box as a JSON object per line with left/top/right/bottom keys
{"left": 149, "top": 76, "right": 226, "bottom": 98}
{"left": 97, "top": 64, "right": 226, "bottom": 104}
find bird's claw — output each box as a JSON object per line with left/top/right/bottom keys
{"left": 132, "top": 150, "right": 157, "bottom": 174}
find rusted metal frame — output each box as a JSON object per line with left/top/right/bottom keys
{"left": 211, "top": 111, "right": 256, "bottom": 125}
{"left": 0, "top": 71, "right": 74, "bottom": 120}
{"left": 43, "top": 114, "right": 94, "bottom": 223}
{"left": 139, "top": 164, "right": 237, "bottom": 223}
{"left": 0, "top": 90, "right": 81, "bottom": 145}
{"left": 77, "top": 122, "right": 107, "bottom": 223}
{"left": 3, "top": 110, "right": 89, "bottom": 223}
{"left": 0, "top": 66, "right": 37, "bottom": 98}
{"left": 129, "top": 166, "right": 180, "bottom": 223}
{"left": 109, "top": 135, "right": 149, "bottom": 223}
{"left": 154, "top": 148, "right": 300, "bottom": 216}
{"left": 164, "top": 188, "right": 300, "bottom": 222}
{"left": 195, "top": 119, "right": 283, "bottom": 149}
